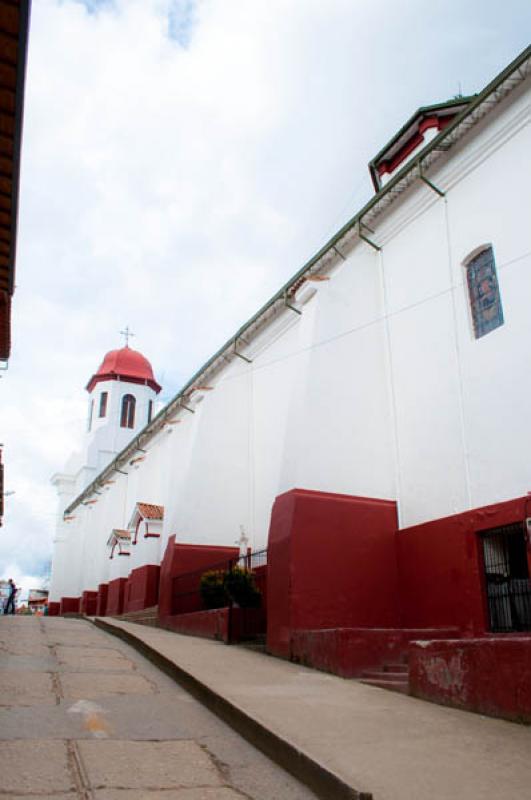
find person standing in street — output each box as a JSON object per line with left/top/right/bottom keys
{"left": 4, "top": 578, "right": 17, "bottom": 615}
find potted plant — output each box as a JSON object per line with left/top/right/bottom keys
{"left": 224, "top": 567, "right": 261, "bottom": 608}
{"left": 200, "top": 570, "right": 229, "bottom": 609}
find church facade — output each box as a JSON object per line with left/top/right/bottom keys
{"left": 48, "top": 48, "right": 531, "bottom": 714}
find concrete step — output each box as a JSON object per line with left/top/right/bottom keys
{"left": 238, "top": 640, "right": 267, "bottom": 653}
{"left": 128, "top": 615, "right": 159, "bottom": 625}
{"left": 382, "top": 662, "right": 409, "bottom": 673}
{"left": 117, "top": 605, "right": 158, "bottom": 617}
{"left": 359, "top": 658, "right": 410, "bottom": 695}
{"left": 358, "top": 677, "right": 410, "bottom": 694}
{"left": 361, "top": 669, "right": 409, "bottom": 681}
{"left": 116, "top": 606, "right": 160, "bottom": 627}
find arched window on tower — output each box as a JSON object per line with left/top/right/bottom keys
{"left": 465, "top": 245, "right": 504, "bottom": 339}
{"left": 99, "top": 391, "right": 108, "bottom": 418}
{"left": 120, "top": 394, "right": 136, "bottom": 429}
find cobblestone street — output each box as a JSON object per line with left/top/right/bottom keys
{"left": 0, "top": 617, "right": 317, "bottom": 799}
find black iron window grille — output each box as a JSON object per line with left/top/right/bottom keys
{"left": 481, "top": 523, "right": 531, "bottom": 633}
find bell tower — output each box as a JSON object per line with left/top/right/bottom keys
{"left": 85, "top": 340, "right": 162, "bottom": 472}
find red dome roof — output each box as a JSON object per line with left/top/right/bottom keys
{"left": 86, "top": 347, "right": 161, "bottom": 394}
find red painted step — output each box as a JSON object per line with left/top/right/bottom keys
{"left": 359, "top": 661, "right": 410, "bottom": 695}
{"left": 359, "top": 676, "right": 410, "bottom": 694}
{"left": 361, "top": 670, "right": 408, "bottom": 681}
{"left": 116, "top": 605, "right": 160, "bottom": 627}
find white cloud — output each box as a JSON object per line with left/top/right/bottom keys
{"left": 0, "top": 0, "right": 529, "bottom": 582}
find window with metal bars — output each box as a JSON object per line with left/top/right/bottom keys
{"left": 481, "top": 523, "right": 531, "bottom": 632}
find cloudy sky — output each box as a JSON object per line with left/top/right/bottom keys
{"left": 0, "top": 0, "right": 529, "bottom": 599}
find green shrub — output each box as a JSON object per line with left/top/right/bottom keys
{"left": 200, "top": 570, "right": 229, "bottom": 609}
{"left": 224, "top": 567, "right": 262, "bottom": 608}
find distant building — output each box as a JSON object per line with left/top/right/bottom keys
{"left": 28, "top": 588, "right": 49, "bottom": 614}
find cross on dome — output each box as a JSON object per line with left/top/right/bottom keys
{"left": 119, "top": 326, "right": 135, "bottom": 348}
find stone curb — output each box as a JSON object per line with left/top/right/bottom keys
{"left": 91, "top": 617, "right": 372, "bottom": 800}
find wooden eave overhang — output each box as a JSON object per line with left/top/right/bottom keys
{"left": 136, "top": 502, "right": 164, "bottom": 521}
{"left": 107, "top": 528, "right": 131, "bottom": 547}
{"left": 0, "top": 0, "right": 30, "bottom": 362}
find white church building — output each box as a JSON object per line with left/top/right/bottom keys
{"left": 49, "top": 46, "right": 531, "bottom": 634}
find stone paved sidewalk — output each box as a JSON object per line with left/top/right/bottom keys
{"left": 0, "top": 617, "right": 318, "bottom": 799}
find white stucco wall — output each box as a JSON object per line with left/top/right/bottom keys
{"left": 51, "top": 73, "right": 531, "bottom": 600}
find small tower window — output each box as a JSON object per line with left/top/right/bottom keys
{"left": 87, "top": 399, "right": 94, "bottom": 432}
{"left": 120, "top": 394, "right": 136, "bottom": 429}
{"left": 147, "top": 399, "right": 153, "bottom": 424}
{"left": 465, "top": 245, "right": 504, "bottom": 339}
{"left": 99, "top": 391, "right": 108, "bottom": 418}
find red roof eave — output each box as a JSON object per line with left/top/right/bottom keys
{"left": 376, "top": 114, "right": 457, "bottom": 178}
{"left": 86, "top": 372, "right": 162, "bottom": 394}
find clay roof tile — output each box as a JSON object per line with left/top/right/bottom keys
{"left": 137, "top": 503, "right": 164, "bottom": 520}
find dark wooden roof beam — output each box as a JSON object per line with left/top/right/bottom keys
{"left": 0, "top": 34, "right": 18, "bottom": 62}
{"left": 0, "top": 88, "right": 16, "bottom": 113}
{"left": 0, "top": 136, "right": 13, "bottom": 156}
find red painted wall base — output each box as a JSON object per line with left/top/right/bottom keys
{"left": 80, "top": 591, "right": 98, "bottom": 615}
{"left": 125, "top": 564, "right": 160, "bottom": 613}
{"left": 160, "top": 606, "right": 261, "bottom": 644}
{"left": 397, "top": 496, "right": 531, "bottom": 635}
{"left": 161, "top": 607, "right": 230, "bottom": 641}
{"left": 106, "top": 578, "right": 128, "bottom": 616}
{"left": 96, "top": 583, "right": 108, "bottom": 616}
{"left": 47, "top": 602, "right": 60, "bottom": 616}
{"left": 158, "top": 536, "right": 239, "bottom": 623}
{"left": 267, "top": 489, "right": 531, "bottom": 688}
{"left": 59, "top": 597, "right": 80, "bottom": 615}
{"left": 291, "top": 627, "right": 459, "bottom": 678}
{"left": 409, "top": 636, "right": 531, "bottom": 722}
{"left": 267, "top": 488, "right": 399, "bottom": 658}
